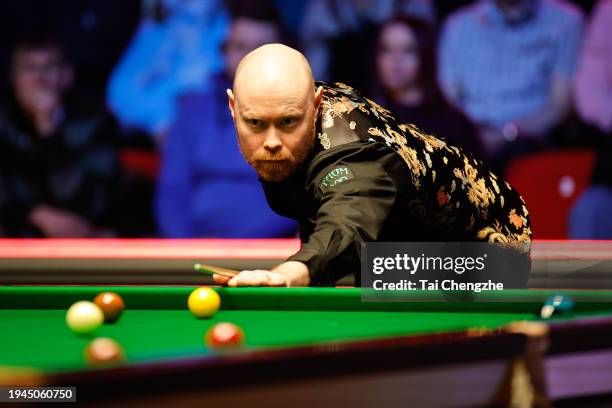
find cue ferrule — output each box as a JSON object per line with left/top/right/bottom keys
{"left": 194, "top": 263, "right": 239, "bottom": 278}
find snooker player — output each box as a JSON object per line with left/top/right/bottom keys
{"left": 213, "top": 44, "right": 532, "bottom": 288}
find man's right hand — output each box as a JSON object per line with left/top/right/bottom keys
{"left": 29, "top": 205, "right": 92, "bottom": 237}
{"left": 18, "top": 87, "right": 61, "bottom": 136}
{"left": 31, "top": 88, "right": 61, "bottom": 136}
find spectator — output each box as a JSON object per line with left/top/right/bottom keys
{"left": 569, "top": 0, "right": 612, "bottom": 240}
{"left": 373, "top": 16, "right": 482, "bottom": 158}
{"left": 438, "top": 0, "right": 583, "bottom": 170}
{"left": 569, "top": 145, "right": 612, "bottom": 238}
{"left": 574, "top": 0, "right": 612, "bottom": 134}
{"left": 0, "top": 0, "right": 140, "bottom": 95}
{"left": 156, "top": 7, "right": 297, "bottom": 238}
{"left": 0, "top": 32, "right": 120, "bottom": 237}
{"left": 569, "top": 136, "right": 612, "bottom": 239}
{"left": 107, "top": 0, "right": 229, "bottom": 140}
{"left": 569, "top": 184, "right": 612, "bottom": 239}
{"left": 301, "top": 0, "right": 435, "bottom": 91}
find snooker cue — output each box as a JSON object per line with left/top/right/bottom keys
{"left": 194, "top": 263, "right": 239, "bottom": 278}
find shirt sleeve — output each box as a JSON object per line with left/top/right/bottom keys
{"left": 0, "top": 175, "right": 36, "bottom": 236}
{"left": 79, "top": 117, "right": 122, "bottom": 227}
{"left": 106, "top": 23, "right": 175, "bottom": 134}
{"left": 287, "top": 155, "right": 398, "bottom": 286}
{"left": 437, "top": 15, "right": 465, "bottom": 105}
{"left": 552, "top": 9, "right": 584, "bottom": 78}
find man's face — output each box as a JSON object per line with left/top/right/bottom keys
{"left": 224, "top": 18, "right": 281, "bottom": 80}
{"left": 230, "top": 86, "right": 321, "bottom": 182}
{"left": 11, "top": 47, "right": 71, "bottom": 110}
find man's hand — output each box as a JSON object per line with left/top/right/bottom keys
{"left": 213, "top": 261, "right": 310, "bottom": 287}
{"left": 29, "top": 205, "right": 93, "bottom": 237}
{"left": 19, "top": 87, "right": 61, "bottom": 137}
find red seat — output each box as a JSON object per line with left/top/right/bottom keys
{"left": 505, "top": 149, "right": 596, "bottom": 239}
{"left": 119, "top": 149, "right": 160, "bottom": 180}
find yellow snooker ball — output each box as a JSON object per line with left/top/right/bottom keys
{"left": 188, "top": 287, "right": 221, "bottom": 318}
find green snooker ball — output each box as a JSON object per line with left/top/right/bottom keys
{"left": 540, "top": 295, "right": 575, "bottom": 319}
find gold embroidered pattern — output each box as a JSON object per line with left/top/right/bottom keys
{"left": 368, "top": 126, "right": 424, "bottom": 189}
{"left": 318, "top": 132, "right": 331, "bottom": 150}
{"left": 399, "top": 123, "right": 447, "bottom": 151}
{"left": 424, "top": 152, "right": 432, "bottom": 168}
{"left": 316, "top": 81, "right": 532, "bottom": 251}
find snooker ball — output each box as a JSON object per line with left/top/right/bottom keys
{"left": 540, "top": 295, "right": 575, "bottom": 319}
{"left": 94, "top": 292, "right": 125, "bottom": 323}
{"left": 205, "top": 322, "right": 245, "bottom": 349}
{"left": 84, "top": 337, "right": 125, "bottom": 365}
{"left": 66, "top": 301, "right": 104, "bottom": 334}
{"left": 188, "top": 287, "right": 221, "bottom": 318}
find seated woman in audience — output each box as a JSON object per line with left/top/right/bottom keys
{"left": 372, "top": 16, "right": 482, "bottom": 158}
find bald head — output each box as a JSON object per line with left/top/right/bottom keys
{"left": 227, "top": 44, "right": 324, "bottom": 182}
{"left": 233, "top": 44, "right": 314, "bottom": 103}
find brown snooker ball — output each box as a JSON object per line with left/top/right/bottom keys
{"left": 205, "top": 322, "right": 245, "bottom": 349}
{"left": 93, "top": 292, "right": 125, "bottom": 323}
{"left": 84, "top": 337, "right": 125, "bottom": 365}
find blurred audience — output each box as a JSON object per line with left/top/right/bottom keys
{"left": 301, "top": 0, "right": 435, "bottom": 91}
{"left": 0, "top": 0, "right": 609, "bottom": 240}
{"left": 570, "top": 184, "right": 612, "bottom": 239}
{"left": 373, "top": 16, "right": 482, "bottom": 158}
{"left": 156, "top": 6, "right": 298, "bottom": 238}
{"left": 0, "top": 0, "right": 140, "bottom": 95}
{"left": 569, "top": 0, "right": 612, "bottom": 239}
{"left": 0, "top": 32, "right": 120, "bottom": 237}
{"left": 439, "top": 0, "right": 584, "bottom": 171}
{"left": 107, "top": 0, "right": 229, "bottom": 141}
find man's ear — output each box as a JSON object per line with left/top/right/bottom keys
{"left": 227, "top": 89, "right": 236, "bottom": 121}
{"left": 314, "top": 86, "right": 323, "bottom": 117}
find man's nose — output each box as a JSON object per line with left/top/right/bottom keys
{"left": 263, "top": 129, "right": 282, "bottom": 152}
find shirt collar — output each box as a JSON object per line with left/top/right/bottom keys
{"left": 482, "top": 0, "right": 539, "bottom": 27}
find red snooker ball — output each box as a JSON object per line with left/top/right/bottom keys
{"left": 84, "top": 337, "right": 125, "bottom": 365}
{"left": 205, "top": 322, "right": 245, "bottom": 349}
{"left": 94, "top": 292, "right": 125, "bottom": 323}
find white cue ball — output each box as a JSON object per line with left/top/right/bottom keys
{"left": 66, "top": 301, "right": 104, "bottom": 334}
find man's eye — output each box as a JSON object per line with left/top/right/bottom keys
{"left": 280, "top": 118, "right": 296, "bottom": 126}
{"left": 247, "top": 119, "right": 262, "bottom": 127}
